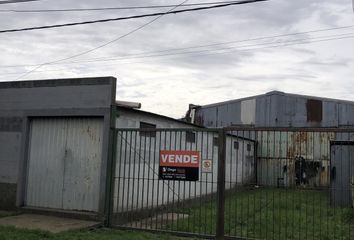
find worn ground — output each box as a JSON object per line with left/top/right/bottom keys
{"left": 0, "top": 214, "right": 99, "bottom": 233}
{"left": 0, "top": 227, "right": 194, "bottom": 240}
{"left": 0, "top": 212, "right": 194, "bottom": 240}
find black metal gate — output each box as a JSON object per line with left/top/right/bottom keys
{"left": 107, "top": 127, "right": 354, "bottom": 240}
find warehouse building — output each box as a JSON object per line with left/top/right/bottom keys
{"left": 185, "top": 90, "right": 354, "bottom": 128}
{"left": 185, "top": 91, "right": 354, "bottom": 207}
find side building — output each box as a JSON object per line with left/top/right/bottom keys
{"left": 185, "top": 91, "right": 354, "bottom": 207}
{"left": 186, "top": 91, "right": 354, "bottom": 128}
{"left": 114, "top": 103, "right": 255, "bottom": 215}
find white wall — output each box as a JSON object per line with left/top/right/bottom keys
{"left": 114, "top": 109, "right": 255, "bottom": 213}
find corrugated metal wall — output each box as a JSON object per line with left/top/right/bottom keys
{"left": 256, "top": 131, "right": 335, "bottom": 187}
{"left": 26, "top": 117, "right": 103, "bottom": 212}
{"left": 194, "top": 92, "right": 354, "bottom": 128}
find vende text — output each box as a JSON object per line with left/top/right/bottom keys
{"left": 160, "top": 150, "right": 200, "bottom": 167}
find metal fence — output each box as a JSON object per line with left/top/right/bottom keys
{"left": 108, "top": 127, "right": 354, "bottom": 240}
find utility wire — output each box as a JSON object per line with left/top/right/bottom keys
{"left": 0, "top": 0, "right": 259, "bottom": 12}
{"left": 2, "top": 33, "right": 353, "bottom": 77}
{"left": 68, "top": 33, "right": 354, "bottom": 63}
{"left": 0, "top": 0, "right": 39, "bottom": 4}
{"left": 56, "top": 25, "right": 354, "bottom": 65}
{"left": 1, "top": 25, "right": 353, "bottom": 69}
{"left": 13, "top": 0, "right": 190, "bottom": 80}
{"left": 0, "top": 0, "right": 268, "bottom": 34}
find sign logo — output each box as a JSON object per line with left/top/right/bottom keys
{"left": 159, "top": 150, "right": 200, "bottom": 181}
{"left": 202, "top": 159, "right": 212, "bottom": 173}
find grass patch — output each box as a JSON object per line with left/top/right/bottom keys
{"left": 0, "top": 226, "right": 194, "bottom": 240}
{"left": 0, "top": 211, "right": 20, "bottom": 218}
{"left": 166, "top": 188, "right": 354, "bottom": 240}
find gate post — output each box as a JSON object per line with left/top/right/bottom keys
{"left": 216, "top": 129, "right": 226, "bottom": 239}
{"left": 104, "top": 106, "right": 118, "bottom": 227}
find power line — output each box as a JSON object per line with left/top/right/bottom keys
{"left": 0, "top": 0, "right": 268, "bottom": 34}
{"left": 61, "top": 25, "right": 354, "bottom": 65}
{"left": 0, "top": 1, "right": 260, "bottom": 12}
{"left": 2, "top": 33, "right": 353, "bottom": 78}
{"left": 1, "top": 25, "right": 353, "bottom": 69}
{"left": 69, "top": 33, "right": 354, "bottom": 63}
{"left": 0, "top": 0, "right": 39, "bottom": 4}
{"left": 13, "top": 0, "right": 190, "bottom": 80}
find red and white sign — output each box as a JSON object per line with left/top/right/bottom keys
{"left": 159, "top": 150, "right": 200, "bottom": 167}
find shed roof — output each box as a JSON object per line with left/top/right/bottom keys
{"left": 116, "top": 105, "right": 202, "bottom": 128}
{"left": 197, "top": 91, "right": 354, "bottom": 109}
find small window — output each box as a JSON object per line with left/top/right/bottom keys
{"left": 234, "top": 141, "right": 239, "bottom": 150}
{"left": 306, "top": 99, "right": 322, "bottom": 122}
{"left": 247, "top": 144, "right": 251, "bottom": 151}
{"left": 213, "top": 137, "right": 219, "bottom": 147}
{"left": 186, "top": 131, "right": 196, "bottom": 143}
{"left": 139, "top": 122, "right": 156, "bottom": 137}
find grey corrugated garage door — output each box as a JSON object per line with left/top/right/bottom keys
{"left": 25, "top": 117, "right": 103, "bottom": 212}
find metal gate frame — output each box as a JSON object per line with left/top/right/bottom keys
{"left": 105, "top": 127, "right": 354, "bottom": 240}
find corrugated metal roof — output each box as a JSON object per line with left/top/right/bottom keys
{"left": 191, "top": 91, "right": 354, "bottom": 128}
{"left": 196, "top": 91, "right": 354, "bottom": 109}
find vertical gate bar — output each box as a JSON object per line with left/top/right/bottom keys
{"left": 348, "top": 132, "right": 352, "bottom": 239}
{"left": 252, "top": 130, "right": 256, "bottom": 239}
{"left": 130, "top": 131, "right": 137, "bottom": 226}
{"left": 202, "top": 131, "right": 207, "bottom": 235}
{"left": 285, "top": 131, "right": 288, "bottom": 239}
{"left": 186, "top": 130, "right": 191, "bottom": 232}
{"left": 278, "top": 130, "right": 282, "bottom": 240}
{"left": 115, "top": 131, "right": 123, "bottom": 215}
{"left": 161, "top": 131, "right": 167, "bottom": 229}
{"left": 241, "top": 129, "right": 244, "bottom": 236}
{"left": 146, "top": 130, "right": 152, "bottom": 229}
{"left": 104, "top": 126, "right": 118, "bottom": 227}
{"left": 305, "top": 131, "right": 308, "bottom": 240}
{"left": 135, "top": 130, "right": 142, "bottom": 228}
{"left": 167, "top": 130, "right": 171, "bottom": 228}
{"left": 319, "top": 132, "right": 322, "bottom": 240}
{"left": 259, "top": 131, "right": 263, "bottom": 239}
{"left": 234, "top": 130, "right": 239, "bottom": 237}
{"left": 127, "top": 131, "right": 134, "bottom": 226}
{"left": 327, "top": 132, "right": 331, "bottom": 239}
{"left": 216, "top": 129, "right": 226, "bottom": 240}
{"left": 172, "top": 131, "right": 177, "bottom": 232}
{"left": 126, "top": 131, "right": 133, "bottom": 226}
{"left": 140, "top": 130, "right": 147, "bottom": 228}
{"left": 211, "top": 131, "right": 215, "bottom": 235}
{"left": 311, "top": 131, "right": 315, "bottom": 240}
{"left": 194, "top": 130, "right": 198, "bottom": 233}
{"left": 207, "top": 132, "right": 212, "bottom": 235}
{"left": 121, "top": 131, "right": 128, "bottom": 222}
{"left": 228, "top": 130, "right": 232, "bottom": 236}
{"left": 199, "top": 131, "right": 204, "bottom": 235}
{"left": 272, "top": 130, "right": 275, "bottom": 240}
{"left": 156, "top": 131, "right": 162, "bottom": 230}
{"left": 150, "top": 131, "right": 156, "bottom": 229}
{"left": 246, "top": 130, "right": 251, "bottom": 239}
{"left": 177, "top": 131, "right": 182, "bottom": 231}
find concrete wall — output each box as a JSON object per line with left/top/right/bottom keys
{"left": 0, "top": 77, "right": 116, "bottom": 212}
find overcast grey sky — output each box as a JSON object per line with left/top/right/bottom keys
{"left": 0, "top": 0, "right": 353, "bottom": 118}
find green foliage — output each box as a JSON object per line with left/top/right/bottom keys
{"left": 165, "top": 188, "right": 354, "bottom": 240}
